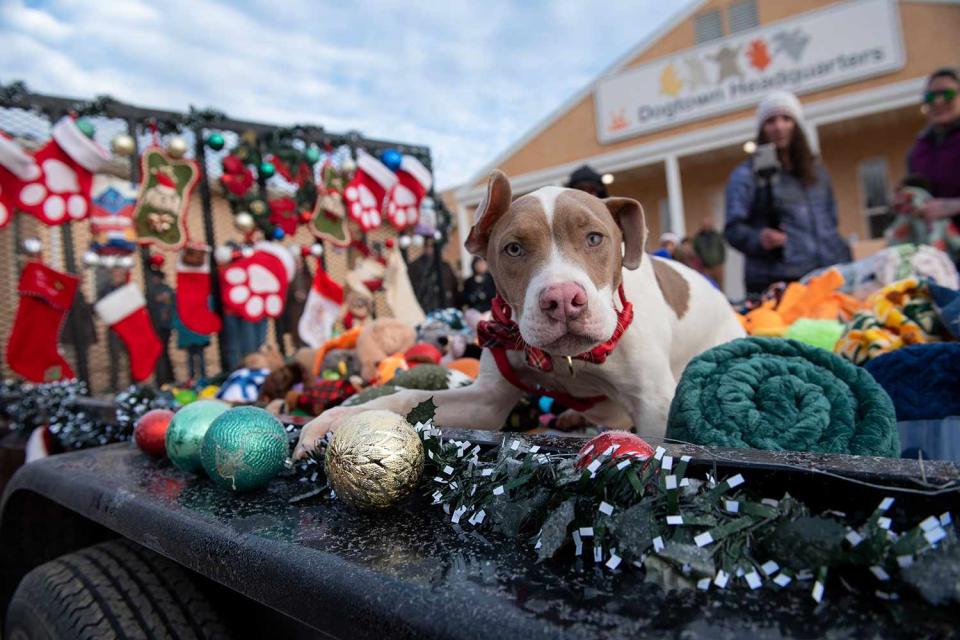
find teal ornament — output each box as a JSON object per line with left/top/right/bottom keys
{"left": 205, "top": 132, "right": 225, "bottom": 151}
{"left": 166, "top": 400, "right": 230, "bottom": 472}
{"left": 305, "top": 146, "right": 322, "bottom": 164}
{"left": 75, "top": 119, "right": 95, "bottom": 139}
{"left": 380, "top": 148, "right": 402, "bottom": 172}
{"left": 259, "top": 161, "right": 276, "bottom": 178}
{"left": 201, "top": 407, "right": 288, "bottom": 492}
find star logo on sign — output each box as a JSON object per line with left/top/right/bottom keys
{"left": 773, "top": 28, "right": 810, "bottom": 62}
{"left": 709, "top": 45, "right": 744, "bottom": 82}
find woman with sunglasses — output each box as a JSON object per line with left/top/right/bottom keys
{"left": 907, "top": 68, "right": 960, "bottom": 252}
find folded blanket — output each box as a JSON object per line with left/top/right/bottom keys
{"left": 864, "top": 343, "right": 960, "bottom": 421}
{"left": 666, "top": 337, "right": 899, "bottom": 457}
{"left": 834, "top": 278, "right": 945, "bottom": 365}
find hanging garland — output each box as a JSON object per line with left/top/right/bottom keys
{"left": 1, "top": 380, "right": 178, "bottom": 451}
{"left": 296, "top": 401, "right": 959, "bottom": 607}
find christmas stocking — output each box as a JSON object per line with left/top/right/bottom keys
{"left": 385, "top": 155, "right": 432, "bottom": 230}
{"left": 220, "top": 242, "right": 296, "bottom": 321}
{"left": 0, "top": 116, "right": 111, "bottom": 226}
{"left": 384, "top": 247, "right": 425, "bottom": 326}
{"left": 6, "top": 262, "right": 79, "bottom": 382}
{"left": 0, "top": 132, "right": 39, "bottom": 229}
{"left": 343, "top": 149, "right": 397, "bottom": 232}
{"left": 94, "top": 282, "right": 162, "bottom": 382}
{"left": 176, "top": 244, "right": 222, "bottom": 334}
{"left": 298, "top": 265, "right": 344, "bottom": 348}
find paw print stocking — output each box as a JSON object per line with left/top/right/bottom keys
{"left": 220, "top": 242, "right": 296, "bottom": 321}
{"left": 0, "top": 117, "right": 111, "bottom": 226}
{"left": 343, "top": 149, "right": 397, "bottom": 232}
{"left": 0, "top": 132, "right": 38, "bottom": 229}
{"left": 385, "top": 155, "right": 432, "bottom": 230}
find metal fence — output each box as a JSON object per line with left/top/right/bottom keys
{"left": 0, "top": 85, "right": 455, "bottom": 394}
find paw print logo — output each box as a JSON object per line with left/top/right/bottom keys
{"left": 19, "top": 159, "right": 89, "bottom": 223}
{"left": 345, "top": 183, "right": 382, "bottom": 231}
{"left": 385, "top": 184, "right": 418, "bottom": 229}
{"left": 220, "top": 243, "right": 295, "bottom": 321}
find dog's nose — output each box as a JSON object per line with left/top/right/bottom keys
{"left": 539, "top": 283, "right": 587, "bottom": 322}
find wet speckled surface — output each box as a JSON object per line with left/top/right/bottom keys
{"left": 4, "top": 432, "right": 959, "bottom": 639}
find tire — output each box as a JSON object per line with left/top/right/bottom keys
{"left": 5, "top": 538, "right": 230, "bottom": 640}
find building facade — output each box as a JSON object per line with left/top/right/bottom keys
{"left": 451, "top": 0, "right": 960, "bottom": 299}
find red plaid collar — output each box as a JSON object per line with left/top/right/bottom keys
{"left": 477, "top": 284, "right": 633, "bottom": 373}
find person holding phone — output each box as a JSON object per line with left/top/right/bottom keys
{"left": 907, "top": 68, "right": 960, "bottom": 266}
{"left": 724, "top": 91, "right": 851, "bottom": 295}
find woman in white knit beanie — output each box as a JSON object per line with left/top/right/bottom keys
{"left": 723, "top": 90, "right": 851, "bottom": 295}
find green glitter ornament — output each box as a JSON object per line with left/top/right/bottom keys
{"left": 166, "top": 400, "right": 229, "bottom": 472}
{"left": 205, "top": 132, "right": 225, "bottom": 151}
{"left": 75, "top": 118, "right": 95, "bottom": 139}
{"left": 201, "top": 407, "right": 288, "bottom": 492}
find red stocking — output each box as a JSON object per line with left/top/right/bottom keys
{"left": 343, "top": 149, "right": 397, "bottom": 231}
{"left": 5, "top": 262, "right": 79, "bottom": 382}
{"left": 94, "top": 283, "right": 162, "bottom": 382}
{"left": 385, "top": 155, "right": 432, "bottom": 230}
{"left": 176, "top": 245, "right": 222, "bottom": 334}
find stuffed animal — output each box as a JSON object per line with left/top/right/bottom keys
{"left": 355, "top": 318, "right": 417, "bottom": 382}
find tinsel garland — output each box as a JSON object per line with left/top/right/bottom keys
{"left": 299, "top": 400, "right": 959, "bottom": 606}
{"left": 2, "top": 379, "right": 89, "bottom": 437}
{"left": 1, "top": 380, "right": 177, "bottom": 451}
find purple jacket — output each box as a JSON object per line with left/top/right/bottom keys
{"left": 908, "top": 119, "right": 960, "bottom": 199}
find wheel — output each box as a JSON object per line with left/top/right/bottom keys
{"left": 5, "top": 538, "right": 229, "bottom": 640}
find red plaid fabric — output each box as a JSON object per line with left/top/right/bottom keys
{"left": 293, "top": 379, "right": 356, "bottom": 414}
{"left": 477, "top": 284, "right": 634, "bottom": 373}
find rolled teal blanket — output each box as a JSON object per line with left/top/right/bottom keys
{"left": 666, "top": 337, "right": 899, "bottom": 457}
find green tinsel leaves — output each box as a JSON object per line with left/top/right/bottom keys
{"left": 406, "top": 397, "right": 438, "bottom": 427}
{"left": 537, "top": 499, "right": 576, "bottom": 562}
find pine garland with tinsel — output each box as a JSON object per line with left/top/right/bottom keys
{"left": 49, "top": 384, "right": 178, "bottom": 451}
{"left": 298, "top": 401, "right": 959, "bottom": 607}
{"left": 1, "top": 380, "right": 177, "bottom": 451}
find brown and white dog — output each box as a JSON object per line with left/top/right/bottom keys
{"left": 293, "top": 171, "right": 744, "bottom": 459}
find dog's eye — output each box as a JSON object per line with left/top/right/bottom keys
{"left": 586, "top": 232, "right": 604, "bottom": 247}
{"left": 503, "top": 242, "right": 524, "bottom": 257}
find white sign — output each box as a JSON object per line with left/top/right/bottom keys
{"left": 594, "top": 0, "right": 905, "bottom": 143}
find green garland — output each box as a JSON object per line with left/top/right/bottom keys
{"left": 301, "top": 400, "right": 959, "bottom": 606}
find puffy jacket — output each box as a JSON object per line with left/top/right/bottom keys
{"left": 724, "top": 160, "right": 851, "bottom": 290}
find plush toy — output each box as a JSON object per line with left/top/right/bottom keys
{"left": 446, "top": 357, "right": 481, "bottom": 380}
{"left": 739, "top": 269, "right": 863, "bottom": 336}
{"left": 404, "top": 343, "right": 442, "bottom": 366}
{"left": 355, "top": 318, "right": 417, "bottom": 382}
{"left": 341, "top": 290, "right": 373, "bottom": 330}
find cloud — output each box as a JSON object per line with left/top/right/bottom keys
{"left": 0, "top": 0, "right": 694, "bottom": 189}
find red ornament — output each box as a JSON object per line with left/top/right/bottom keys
{"left": 148, "top": 253, "right": 165, "bottom": 268}
{"left": 574, "top": 431, "right": 654, "bottom": 470}
{"left": 135, "top": 408, "right": 174, "bottom": 457}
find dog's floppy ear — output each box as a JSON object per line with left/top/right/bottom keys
{"left": 604, "top": 197, "right": 647, "bottom": 270}
{"left": 465, "top": 170, "right": 512, "bottom": 256}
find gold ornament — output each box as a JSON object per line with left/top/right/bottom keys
{"left": 167, "top": 136, "right": 188, "bottom": 159}
{"left": 111, "top": 134, "right": 136, "bottom": 157}
{"left": 234, "top": 212, "right": 256, "bottom": 233}
{"left": 325, "top": 410, "right": 424, "bottom": 510}
{"left": 249, "top": 200, "right": 268, "bottom": 216}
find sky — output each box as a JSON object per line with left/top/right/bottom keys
{"left": 0, "top": 0, "right": 696, "bottom": 190}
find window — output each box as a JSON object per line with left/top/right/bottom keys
{"left": 728, "top": 0, "right": 759, "bottom": 34}
{"left": 659, "top": 199, "right": 672, "bottom": 235}
{"left": 695, "top": 9, "right": 724, "bottom": 44}
{"left": 858, "top": 158, "right": 892, "bottom": 239}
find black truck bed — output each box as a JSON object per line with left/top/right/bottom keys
{"left": 2, "top": 430, "right": 958, "bottom": 639}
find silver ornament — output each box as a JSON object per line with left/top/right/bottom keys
{"left": 111, "top": 134, "right": 136, "bottom": 157}
{"left": 166, "top": 137, "right": 188, "bottom": 159}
